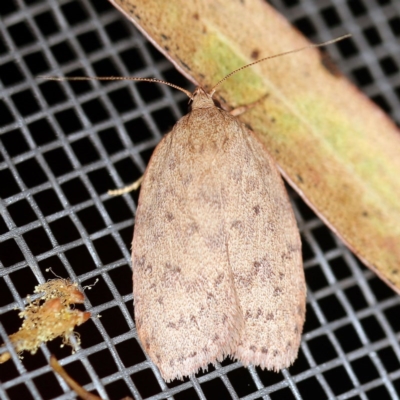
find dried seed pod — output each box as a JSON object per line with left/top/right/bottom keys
{"left": 0, "top": 279, "right": 90, "bottom": 363}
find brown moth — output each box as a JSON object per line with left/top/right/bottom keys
{"left": 130, "top": 39, "right": 347, "bottom": 382}
{"left": 132, "top": 83, "right": 305, "bottom": 381}
{"left": 127, "top": 53, "right": 311, "bottom": 380}
{"left": 43, "top": 37, "right": 346, "bottom": 382}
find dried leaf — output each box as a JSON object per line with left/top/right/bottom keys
{"left": 0, "top": 279, "right": 90, "bottom": 363}
{"left": 109, "top": 0, "right": 400, "bottom": 292}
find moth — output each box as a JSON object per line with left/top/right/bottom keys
{"left": 132, "top": 83, "right": 305, "bottom": 381}
{"left": 129, "top": 38, "right": 347, "bottom": 381}
{"left": 44, "top": 36, "right": 347, "bottom": 382}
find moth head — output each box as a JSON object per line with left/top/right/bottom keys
{"left": 188, "top": 87, "right": 221, "bottom": 111}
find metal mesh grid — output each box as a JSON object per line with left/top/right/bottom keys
{"left": 1, "top": 0, "right": 400, "bottom": 399}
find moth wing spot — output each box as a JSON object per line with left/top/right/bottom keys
{"left": 253, "top": 205, "right": 261, "bottom": 215}
{"left": 166, "top": 212, "right": 174, "bottom": 222}
{"left": 229, "top": 168, "right": 242, "bottom": 182}
{"left": 253, "top": 256, "right": 275, "bottom": 279}
{"left": 207, "top": 292, "right": 215, "bottom": 301}
{"left": 136, "top": 256, "right": 145, "bottom": 269}
{"left": 297, "top": 305, "right": 305, "bottom": 316}
{"left": 237, "top": 273, "right": 253, "bottom": 288}
{"left": 186, "top": 222, "right": 199, "bottom": 236}
{"left": 266, "top": 312, "right": 274, "bottom": 321}
{"left": 215, "top": 273, "right": 225, "bottom": 286}
{"left": 231, "top": 220, "right": 243, "bottom": 229}
{"left": 145, "top": 264, "right": 153, "bottom": 274}
{"left": 163, "top": 263, "right": 182, "bottom": 287}
{"left": 246, "top": 177, "right": 259, "bottom": 191}
{"left": 190, "top": 315, "right": 199, "bottom": 329}
{"left": 182, "top": 173, "right": 193, "bottom": 186}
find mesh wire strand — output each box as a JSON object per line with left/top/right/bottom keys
{"left": 1, "top": 0, "right": 400, "bottom": 399}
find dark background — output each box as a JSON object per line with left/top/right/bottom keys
{"left": 1, "top": 0, "right": 400, "bottom": 399}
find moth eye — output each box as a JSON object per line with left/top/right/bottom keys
{"left": 212, "top": 98, "right": 223, "bottom": 109}
{"left": 187, "top": 98, "right": 193, "bottom": 112}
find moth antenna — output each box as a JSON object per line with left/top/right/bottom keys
{"left": 210, "top": 34, "right": 351, "bottom": 96}
{"left": 38, "top": 76, "right": 193, "bottom": 99}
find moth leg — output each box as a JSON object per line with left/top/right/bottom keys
{"left": 230, "top": 93, "right": 269, "bottom": 116}
{"left": 108, "top": 176, "right": 143, "bottom": 196}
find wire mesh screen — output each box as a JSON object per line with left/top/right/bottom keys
{"left": 1, "top": 0, "right": 400, "bottom": 399}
